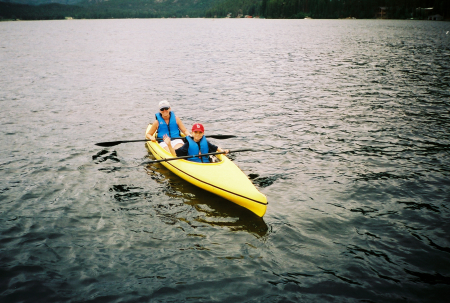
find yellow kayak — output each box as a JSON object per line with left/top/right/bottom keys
{"left": 145, "top": 124, "right": 268, "bottom": 217}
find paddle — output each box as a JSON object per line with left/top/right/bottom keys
{"left": 95, "top": 135, "right": 236, "bottom": 147}
{"left": 141, "top": 148, "right": 259, "bottom": 165}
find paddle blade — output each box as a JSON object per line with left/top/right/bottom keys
{"left": 95, "top": 141, "right": 122, "bottom": 147}
{"left": 209, "top": 135, "right": 237, "bottom": 139}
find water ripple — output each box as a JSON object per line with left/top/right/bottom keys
{"left": 0, "top": 19, "right": 449, "bottom": 302}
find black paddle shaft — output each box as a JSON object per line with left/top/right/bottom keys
{"left": 142, "top": 148, "right": 257, "bottom": 164}
{"left": 95, "top": 135, "right": 236, "bottom": 147}
{"left": 96, "top": 138, "right": 174, "bottom": 147}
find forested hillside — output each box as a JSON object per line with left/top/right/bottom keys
{"left": 205, "top": 0, "right": 262, "bottom": 18}
{"left": 1, "top": 0, "right": 449, "bottom": 20}
{"left": 4, "top": 0, "right": 82, "bottom": 4}
{"left": 205, "top": 0, "right": 449, "bottom": 19}
{"left": 260, "top": 0, "right": 449, "bottom": 19}
{"left": 0, "top": 0, "right": 223, "bottom": 19}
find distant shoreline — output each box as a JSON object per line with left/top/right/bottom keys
{"left": 2, "top": 18, "right": 450, "bottom": 22}
{"left": 1, "top": 0, "right": 449, "bottom": 21}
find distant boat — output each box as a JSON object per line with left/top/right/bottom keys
{"left": 304, "top": 17, "right": 312, "bottom": 19}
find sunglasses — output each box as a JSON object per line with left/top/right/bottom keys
{"left": 160, "top": 107, "right": 170, "bottom": 111}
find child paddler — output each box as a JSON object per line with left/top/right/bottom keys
{"left": 163, "top": 123, "right": 229, "bottom": 163}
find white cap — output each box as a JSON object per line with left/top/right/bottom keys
{"left": 159, "top": 100, "right": 170, "bottom": 109}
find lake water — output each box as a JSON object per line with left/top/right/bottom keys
{"left": 1, "top": 18, "right": 449, "bottom": 302}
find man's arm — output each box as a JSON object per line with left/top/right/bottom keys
{"left": 207, "top": 141, "right": 229, "bottom": 154}
{"left": 175, "top": 141, "right": 189, "bottom": 157}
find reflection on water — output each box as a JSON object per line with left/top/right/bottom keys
{"left": 143, "top": 160, "right": 269, "bottom": 238}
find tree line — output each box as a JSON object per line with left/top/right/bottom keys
{"left": 1, "top": 0, "right": 449, "bottom": 20}
{"left": 205, "top": 0, "right": 449, "bottom": 19}
{"left": 259, "top": 0, "right": 449, "bottom": 19}
{"left": 0, "top": 0, "right": 219, "bottom": 20}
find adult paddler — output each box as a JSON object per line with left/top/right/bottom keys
{"left": 146, "top": 100, "right": 190, "bottom": 152}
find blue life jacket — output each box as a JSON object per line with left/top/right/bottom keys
{"left": 186, "top": 136, "right": 209, "bottom": 163}
{"left": 155, "top": 112, "right": 180, "bottom": 138}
